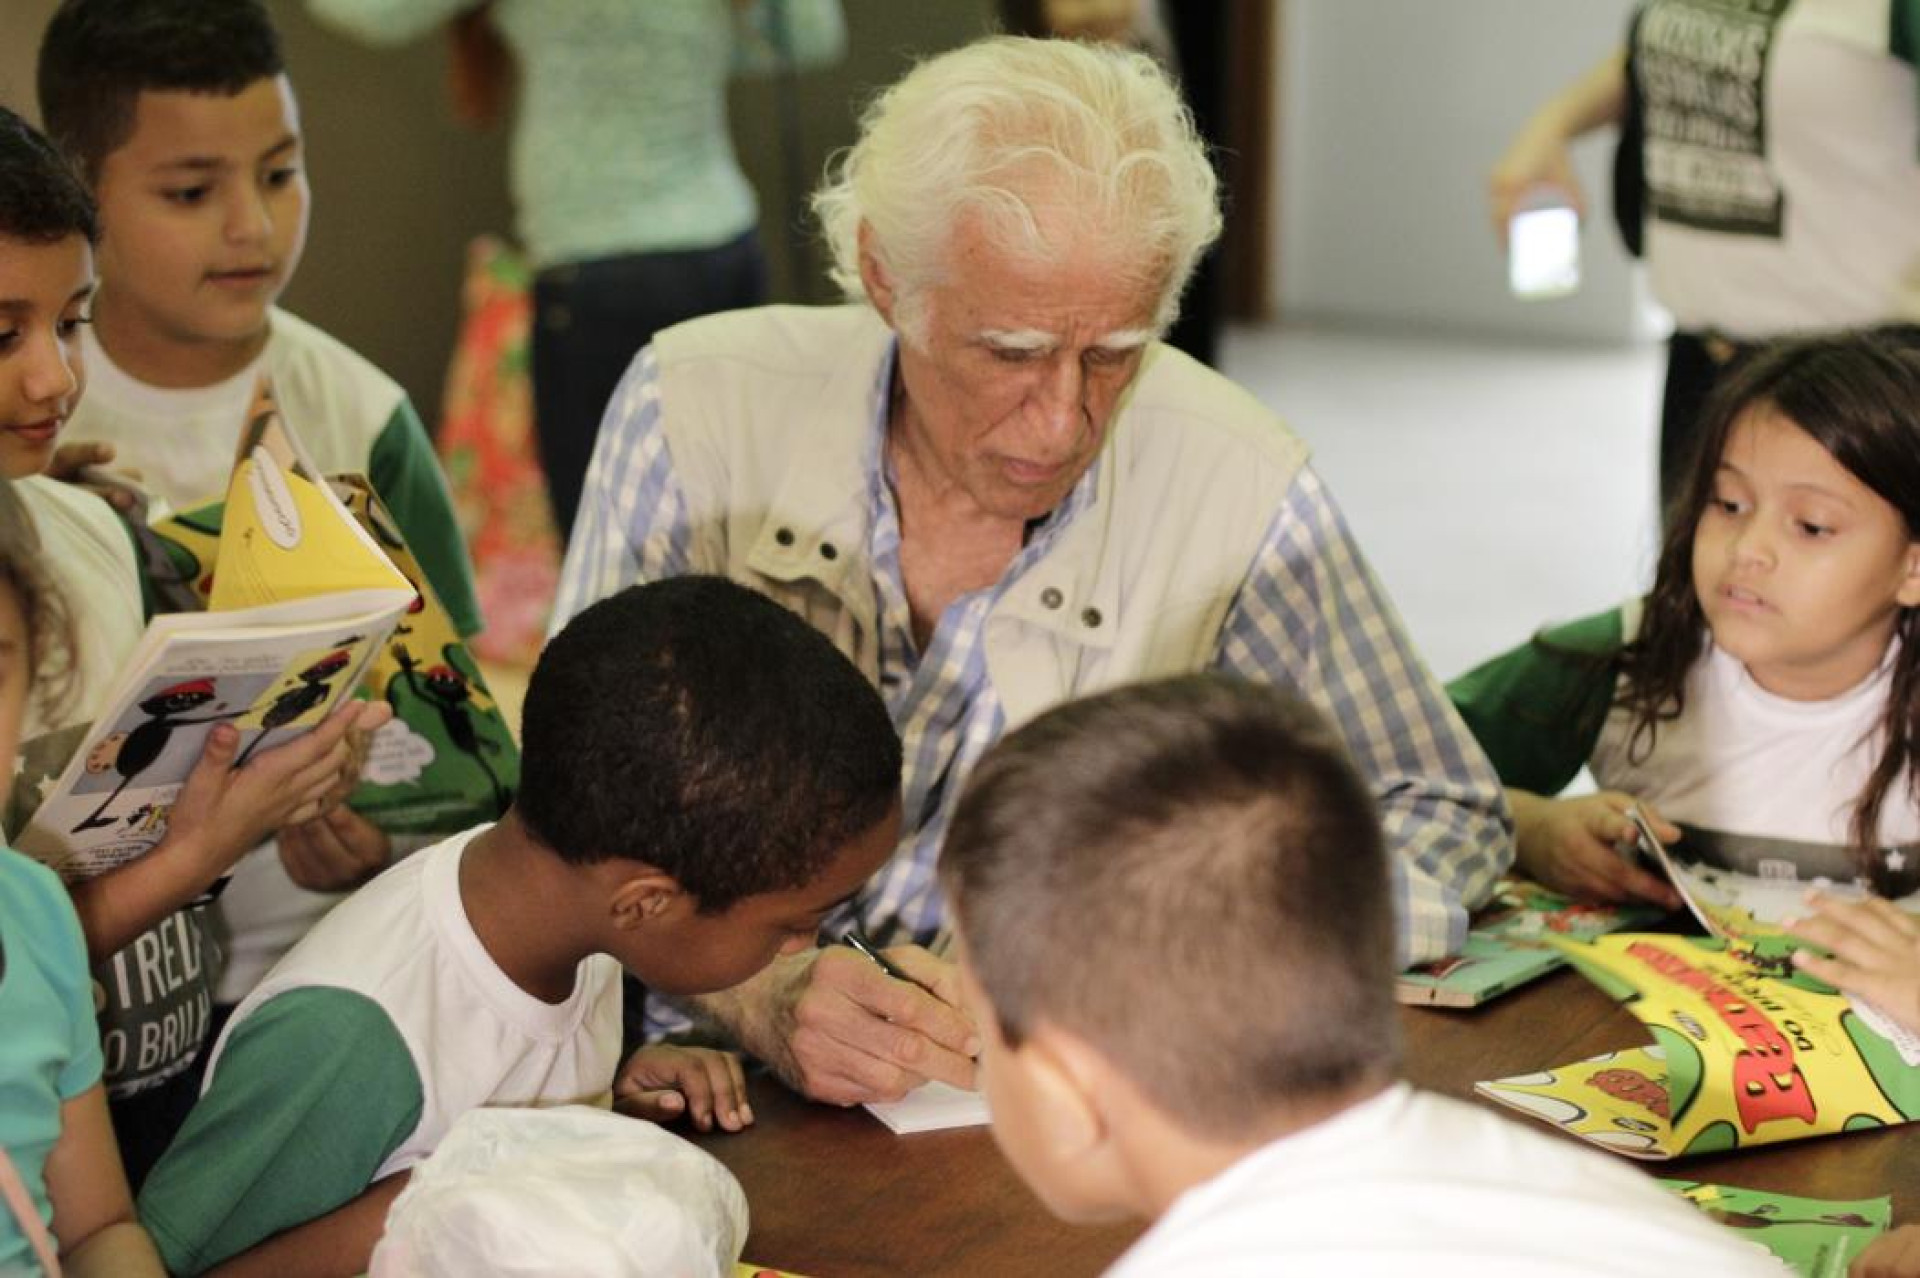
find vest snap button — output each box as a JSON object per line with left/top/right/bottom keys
{"left": 820, "top": 542, "right": 839, "bottom": 561}
{"left": 1039, "top": 587, "right": 1064, "bottom": 610}
{"left": 1081, "top": 607, "right": 1103, "bottom": 628}
{"left": 774, "top": 527, "right": 796, "bottom": 547}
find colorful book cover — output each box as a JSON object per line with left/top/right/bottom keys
{"left": 1396, "top": 879, "right": 1663, "bottom": 1008}
{"left": 1475, "top": 933, "right": 1920, "bottom": 1159}
{"left": 1661, "top": 1180, "right": 1889, "bottom": 1278}
{"left": 151, "top": 477, "right": 519, "bottom": 835}
{"left": 12, "top": 380, "right": 414, "bottom": 878}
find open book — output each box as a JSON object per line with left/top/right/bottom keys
{"left": 12, "top": 379, "right": 415, "bottom": 880}
{"left": 1397, "top": 879, "right": 1663, "bottom": 1008}
{"left": 1627, "top": 805, "right": 1920, "bottom": 943}
{"left": 151, "top": 475, "right": 519, "bottom": 834}
{"left": 1475, "top": 933, "right": 1920, "bottom": 1159}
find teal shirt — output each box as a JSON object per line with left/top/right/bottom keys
{"left": 308, "top": 0, "right": 847, "bottom": 266}
{"left": 0, "top": 850, "right": 102, "bottom": 1271}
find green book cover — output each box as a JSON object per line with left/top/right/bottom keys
{"left": 1397, "top": 880, "right": 1664, "bottom": 1008}
{"left": 1661, "top": 1180, "right": 1889, "bottom": 1277}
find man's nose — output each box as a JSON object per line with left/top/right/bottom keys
{"left": 1030, "top": 355, "right": 1087, "bottom": 443}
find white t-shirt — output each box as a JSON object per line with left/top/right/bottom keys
{"left": 1591, "top": 640, "right": 1915, "bottom": 886}
{"left": 68, "top": 309, "right": 408, "bottom": 516}
{"left": 1105, "top": 1084, "right": 1785, "bottom": 1278}
{"left": 1638, "top": 0, "right": 1920, "bottom": 334}
{"left": 210, "top": 826, "right": 622, "bottom": 1180}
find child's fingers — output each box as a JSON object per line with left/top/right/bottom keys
{"left": 276, "top": 823, "right": 320, "bottom": 886}
{"left": 699, "top": 1051, "right": 750, "bottom": 1131}
{"left": 1847, "top": 893, "right": 1920, "bottom": 941}
{"left": 1562, "top": 831, "right": 1663, "bottom": 905}
{"left": 615, "top": 1085, "right": 687, "bottom": 1123}
{"left": 1795, "top": 896, "right": 1916, "bottom": 957}
{"left": 275, "top": 743, "right": 355, "bottom": 814}
{"left": 185, "top": 722, "right": 242, "bottom": 781}
{"left": 1790, "top": 947, "right": 1905, "bottom": 1010}
{"left": 675, "top": 1055, "right": 728, "bottom": 1131}
{"left": 723, "top": 1051, "right": 753, "bottom": 1127}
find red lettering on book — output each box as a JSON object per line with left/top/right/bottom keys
{"left": 1624, "top": 942, "right": 1817, "bottom": 1133}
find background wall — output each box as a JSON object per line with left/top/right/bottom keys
{"left": 0, "top": 2, "right": 1670, "bottom": 414}
{"left": 0, "top": 0, "right": 994, "bottom": 427}
{"left": 1274, "top": 0, "right": 1662, "bottom": 343}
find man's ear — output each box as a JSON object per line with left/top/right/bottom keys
{"left": 857, "top": 221, "right": 898, "bottom": 327}
{"left": 606, "top": 866, "right": 689, "bottom": 933}
{"left": 1898, "top": 543, "right": 1920, "bottom": 609}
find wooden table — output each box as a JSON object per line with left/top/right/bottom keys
{"left": 692, "top": 965, "right": 1920, "bottom": 1277}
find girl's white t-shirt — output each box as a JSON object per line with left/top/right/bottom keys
{"left": 1593, "top": 638, "right": 1917, "bottom": 886}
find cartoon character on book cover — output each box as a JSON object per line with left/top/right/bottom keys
{"left": 149, "top": 476, "right": 519, "bottom": 834}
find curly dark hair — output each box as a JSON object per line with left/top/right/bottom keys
{"left": 518, "top": 577, "right": 901, "bottom": 912}
{"left": 1620, "top": 330, "right": 1920, "bottom": 890}
{"left": 38, "top": 0, "right": 285, "bottom": 181}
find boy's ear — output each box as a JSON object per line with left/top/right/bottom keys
{"left": 857, "top": 222, "right": 897, "bottom": 326}
{"left": 606, "top": 867, "right": 690, "bottom": 933}
{"left": 1020, "top": 1023, "right": 1122, "bottom": 1174}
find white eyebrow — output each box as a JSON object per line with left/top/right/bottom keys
{"left": 977, "top": 326, "right": 1157, "bottom": 353}
{"left": 1096, "top": 328, "right": 1157, "bottom": 352}
{"left": 979, "top": 327, "right": 1059, "bottom": 352}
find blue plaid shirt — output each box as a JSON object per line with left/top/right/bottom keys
{"left": 556, "top": 342, "right": 1513, "bottom": 1037}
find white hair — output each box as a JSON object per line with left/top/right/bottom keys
{"left": 812, "top": 36, "right": 1221, "bottom": 346}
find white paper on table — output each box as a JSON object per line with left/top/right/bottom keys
{"left": 862, "top": 1081, "right": 990, "bottom": 1134}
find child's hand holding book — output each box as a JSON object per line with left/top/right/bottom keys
{"left": 66, "top": 698, "right": 391, "bottom": 958}
{"left": 1788, "top": 891, "right": 1920, "bottom": 1037}
{"left": 1509, "top": 790, "right": 1684, "bottom": 909}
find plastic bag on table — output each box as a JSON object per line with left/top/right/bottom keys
{"left": 370, "top": 1105, "right": 748, "bottom": 1278}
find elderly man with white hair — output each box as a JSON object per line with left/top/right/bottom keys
{"left": 554, "top": 36, "right": 1512, "bottom": 1106}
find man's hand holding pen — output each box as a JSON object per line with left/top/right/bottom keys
{"left": 711, "top": 940, "right": 980, "bottom": 1107}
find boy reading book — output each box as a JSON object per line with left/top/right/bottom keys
{"left": 137, "top": 576, "right": 904, "bottom": 1278}
{"left": 35, "top": 0, "right": 484, "bottom": 1000}
{"left": 0, "top": 102, "right": 385, "bottom": 1187}
{"left": 938, "top": 675, "right": 1780, "bottom": 1277}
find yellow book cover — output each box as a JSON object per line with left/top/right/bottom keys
{"left": 151, "top": 475, "right": 520, "bottom": 835}
{"left": 12, "top": 378, "right": 413, "bottom": 879}
{"left": 208, "top": 378, "right": 412, "bottom": 609}
{"left": 1476, "top": 933, "right": 1920, "bottom": 1159}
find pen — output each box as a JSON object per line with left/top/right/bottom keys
{"left": 842, "top": 928, "right": 938, "bottom": 997}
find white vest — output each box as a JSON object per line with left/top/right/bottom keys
{"left": 652, "top": 305, "right": 1312, "bottom": 731}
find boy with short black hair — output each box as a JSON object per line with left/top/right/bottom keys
{"left": 35, "top": 0, "right": 484, "bottom": 1006}
{"left": 138, "top": 576, "right": 905, "bottom": 1278}
{"left": 940, "top": 675, "right": 1780, "bottom": 1277}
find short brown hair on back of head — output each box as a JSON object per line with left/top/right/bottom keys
{"left": 940, "top": 675, "right": 1401, "bottom": 1139}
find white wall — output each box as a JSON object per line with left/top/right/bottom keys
{"left": 1275, "top": 0, "right": 1663, "bottom": 343}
